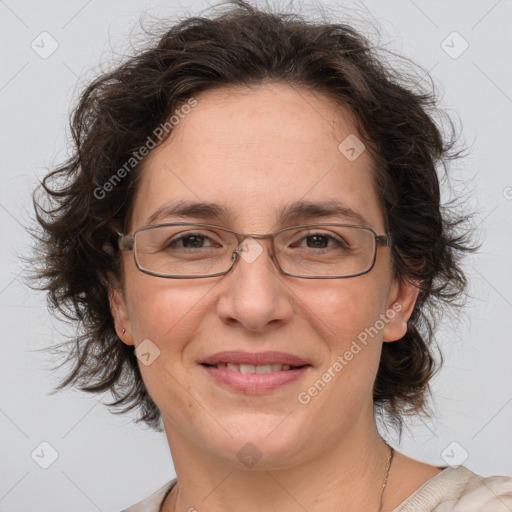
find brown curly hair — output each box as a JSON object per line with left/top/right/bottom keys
{"left": 31, "top": 0, "right": 476, "bottom": 436}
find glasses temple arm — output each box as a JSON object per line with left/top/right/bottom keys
{"left": 118, "top": 232, "right": 134, "bottom": 251}
{"left": 376, "top": 234, "right": 390, "bottom": 246}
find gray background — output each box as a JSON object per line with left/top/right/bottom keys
{"left": 0, "top": 0, "right": 511, "bottom": 511}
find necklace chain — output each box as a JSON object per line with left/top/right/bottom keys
{"left": 378, "top": 443, "right": 395, "bottom": 512}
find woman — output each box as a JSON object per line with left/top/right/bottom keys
{"left": 33, "top": 1, "right": 512, "bottom": 511}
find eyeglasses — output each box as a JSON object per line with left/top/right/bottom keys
{"left": 117, "top": 222, "right": 390, "bottom": 279}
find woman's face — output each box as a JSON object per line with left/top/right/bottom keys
{"left": 111, "top": 82, "right": 416, "bottom": 469}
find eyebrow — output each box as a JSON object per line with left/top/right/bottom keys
{"left": 146, "top": 199, "right": 371, "bottom": 228}
{"left": 280, "top": 200, "right": 370, "bottom": 227}
{"left": 147, "top": 200, "right": 231, "bottom": 225}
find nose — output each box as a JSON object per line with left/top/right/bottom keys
{"left": 216, "top": 237, "right": 294, "bottom": 332}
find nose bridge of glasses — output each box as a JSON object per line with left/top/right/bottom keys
{"left": 231, "top": 231, "right": 276, "bottom": 262}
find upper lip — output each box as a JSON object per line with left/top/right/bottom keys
{"left": 200, "top": 351, "right": 311, "bottom": 367}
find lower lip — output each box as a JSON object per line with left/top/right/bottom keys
{"left": 200, "top": 365, "right": 311, "bottom": 394}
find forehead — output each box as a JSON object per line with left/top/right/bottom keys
{"left": 130, "top": 82, "right": 384, "bottom": 232}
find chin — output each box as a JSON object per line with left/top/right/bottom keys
{"left": 200, "top": 414, "right": 311, "bottom": 469}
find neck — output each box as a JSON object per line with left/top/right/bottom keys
{"left": 161, "top": 409, "right": 392, "bottom": 512}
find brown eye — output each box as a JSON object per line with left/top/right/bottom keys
{"left": 168, "top": 234, "right": 211, "bottom": 249}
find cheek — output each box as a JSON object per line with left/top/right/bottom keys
{"left": 300, "top": 277, "right": 388, "bottom": 400}
{"left": 125, "top": 271, "right": 208, "bottom": 347}
{"left": 291, "top": 281, "right": 387, "bottom": 434}
{"left": 300, "top": 276, "right": 387, "bottom": 346}
{"left": 123, "top": 275, "right": 209, "bottom": 414}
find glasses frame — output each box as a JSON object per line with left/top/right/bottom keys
{"left": 117, "top": 222, "right": 390, "bottom": 279}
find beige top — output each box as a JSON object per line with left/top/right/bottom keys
{"left": 122, "top": 466, "right": 512, "bottom": 512}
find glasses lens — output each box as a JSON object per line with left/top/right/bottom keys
{"left": 274, "top": 225, "right": 376, "bottom": 277}
{"left": 134, "top": 224, "right": 236, "bottom": 277}
{"left": 132, "top": 224, "right": 377, "bottom": 278}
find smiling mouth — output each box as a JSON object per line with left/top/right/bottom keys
{"left": 200, "top": 360, "right": 311, "bottom": 393}
{"left": 201, "top": 362, "right": 308, "bottom": 373}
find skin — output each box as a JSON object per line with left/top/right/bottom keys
{"left": 110, "top": 82, "right": 442, "bottom": 512}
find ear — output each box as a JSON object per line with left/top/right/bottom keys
{"left": 382, "top": 278, "right": 420, "bottom": 342}
{"left": 107, "top": 272, "right": 134, "bottom": 346}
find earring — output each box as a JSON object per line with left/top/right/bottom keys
{"left": 122, "top": 328, "right": 126, "bottom": 335}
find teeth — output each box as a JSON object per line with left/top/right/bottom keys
{"left": 240, "top": 364, "right": 256, "bottom": 374}
{"left": 214, "top": 363, "right": 294, "bottom": 372}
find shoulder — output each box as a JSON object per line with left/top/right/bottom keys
{"left": 392, "top": 466, "right": 512, "bottom": 512}
{"left": 120, "top": 478, "right": 177, "bottom": 512}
